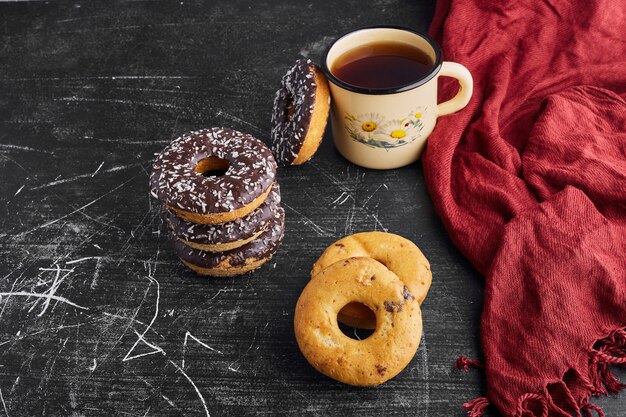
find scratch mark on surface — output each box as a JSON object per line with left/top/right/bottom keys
{"left": 38, "top": 267, "right": 73, "bottom": 272}
{"left": 55, "top": 15, "right": 103, "bottom": 24}
{"left": 27, "top": 264, "right": 77, "bottom": 317}
{"left": 362, "top": 184, "right": 383, "bottom": 207}
{"left": 91, "top": 161, "right": 104, "bottom": 177}
{"left": 0, "top": 387, "right": 8, "bottom": 417}
{"left": 62, "top": 257, "right": 104, "bottom": 288}
{"left": 51, "top": 22, "right": 195, "bottom": 35}
{"left": 227, "top": 363, "right": 241, "bottom": 373}
{"left": 102, "top": 312, "right": 162, "bottom": 338}
{"left": 89, "top": 137, "right": 172, "bottom": 145}
{"left": 330, "top": 191, "right": 352, "bottom": 207}
{"left": 182, "top": 331, "right": 223, "bottom": 369}
{"left": 122, "top": 276, "right": 163, "bottom": 362}
{"left": 310, "top": 161, "right": 350, "bottom": 193}
{"left": 168, "top": 360, "right": 210, "bottom": 417}
{"left": 66, "top": 257, "right": 98, "bottom": 265}
{"left": 10, "top": 378, "right": 19, "bottom": 395}
{"left": 115, "top": 86, "right": 206, "bottom": 96}
{"left": 216, "top": 110, "right": 264, "bottom": 135}
{"left": 344, "top": 201, "right": 356, "bottom": 236}
{"left": 31, "top": 163, "right": 142, "bottom": 190}
{"left": 98, "top": 284, "right": 153, "bottom": 366}
{"left": 331, "top": 192, "right": 346, "bottom": 205}
{"left": 3, "top": 75, "right": 198, "bottom": 81}
{"left": 208, "top": 287, "right": 235, "bottom": 300}
{"left": 282, "top": 202, "right": 334, "bottom": 237}
{"left": 244, "top": 327, "right": 258, "bottom": 355}
{"left": 13, "top": 185, "right": 24, "bottom": 196}
{"left": 15, "top": 176, "right": 136, "bottom": 237}
{"left": 116, "top": 209, "right": 160, "bottom": 266}
{"left": 370, "top": 209, "right": 389, "bottom": 233}
{"left": 161, "top": 394, "right": 180, "bottom": 411}
{"left": 57, "top": 96, "right": 184, "bottom": 110}
{"left": 37, "top": 336, "right": 68, "bottom": 393}
{"left": 0, "top": 153, "right": 30, "bottom": 175}
{"left": 0, "top": 318, "right": 105, "bottom": 348}
{"left": 417, "top": 334, "right": 430, "bottom": 415}
{"left": 90, "top": 257, "right": 103, "bottom": 289}
{"left": 0, "top": 143, "right": 53, "bottom": 154}
{"left": 226, "top": 327, "right": 257, "bottom": 374}
{"left": 0, "top": 291, "right": 87, "bottom": 314}
{"left": 0, "top": 262, "right": 30, "bottom": 319}
{"left": 123, "top": 329, "right": 164, "bottom": 361}
{"left": 135, "top": 373, "right": 183, "bottom": 412}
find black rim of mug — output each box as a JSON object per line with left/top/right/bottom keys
{"left": 321, "top": 25, "right": 443, "bottom": 95}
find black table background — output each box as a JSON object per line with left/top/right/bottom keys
{"left": 0, "top": 1, "right": 623, "bottom": 416}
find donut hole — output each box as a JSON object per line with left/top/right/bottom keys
{"left": 286, "top": 94, "right": 296, "bottom": 120}
{"left": 194, "top": 156, "right": 230, "bottom": 177}
{"left": 337, "top": 302, "right": 376, "bottom": 340}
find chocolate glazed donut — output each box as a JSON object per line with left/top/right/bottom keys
{"left": 271, "top": 59, "right": 331, "bottom": 165}
{"left": 150, "top": 128, "right": 277, "bottom": 224}
{"left": 169, "top": 206, "right": 285, "bottom": 277}
{"left": 163, "top": 183, "right": 281, "bottom": 252}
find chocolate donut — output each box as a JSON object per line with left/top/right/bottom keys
{"left": 170, "top": 206, "right": 285, "bottom": 277}
{"left": 163, "top": 183, "right": 281, "bottom": 252}
{"left": 271, "top": 59, "right": 331, "bottom": 165}
{"left": 150, "top": 128, "right": 277, "bottom": 224}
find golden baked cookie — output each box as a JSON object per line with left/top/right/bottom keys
{"left": 311, "top": 231, "right": 431, "bottom": 329}
{"left": 294, "top": 257, "right": 422, "bottom": 386}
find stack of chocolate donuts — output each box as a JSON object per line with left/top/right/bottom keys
{"left": 150, "top": 128, "right": 285, "bottom": 277}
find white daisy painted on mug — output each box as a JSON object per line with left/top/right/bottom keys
{"left": 407, "top": 106, "right": 428, "bottom": 122}
{"left": 345, "top": 112, "right": 385, "bottom": 135}
{"left": 344, "top": 107, "right": 427, "bottom": 150}
{"left": 381, "top": 119, "right": 420, "bottom": 141}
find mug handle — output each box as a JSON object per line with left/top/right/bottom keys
{"left": 437, "top": 61, "right": 473, "bottom": 116}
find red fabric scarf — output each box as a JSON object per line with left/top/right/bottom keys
{"left": 423, "top": 0, "right": 626, "bottom": 416}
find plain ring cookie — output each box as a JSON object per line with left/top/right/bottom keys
{"left": 271, "top": 58, "right": 331, "bottom": 165}
{"left": 170, "top": 206, "right": 285, "bottom": 277}
{"left": 163, "top": 183, "right": 281, "bottom": 252}
{"left": 311, "top": 232, "right": 431, "bottom": 329}
{"left": 294, "top": 257, "right": 422, "bottom": 386}
{"left": 150, "top": 128, "right": 277, "bottom": 224}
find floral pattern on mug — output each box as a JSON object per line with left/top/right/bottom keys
{"left": 345, "top": 106, "right": 427, "bottom": 150}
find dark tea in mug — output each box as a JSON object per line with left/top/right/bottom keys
{"left": 331, "top": 41, "right": 434, "bottom": 89}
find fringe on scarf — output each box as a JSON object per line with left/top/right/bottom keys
{"left": 463, "top": 396, "right": 490, "bottom": 417}
{"left": 514, "top": 327, "right": 625, "bottom": 417}
{"left": 456, "top": 355, "right": 484, "bottom": 371}
{"left": 458, "top": 327, "right": 626, "bottom": 417}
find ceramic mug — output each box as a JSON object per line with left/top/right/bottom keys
{"left": 322, "top": 26, "right": 473, "bottom": 169}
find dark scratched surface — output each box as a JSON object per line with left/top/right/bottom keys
{"left": 0, "top": 1, "right": 623, "bottom": 416}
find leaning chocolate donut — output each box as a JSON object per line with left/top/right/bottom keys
{"left": 271, "top": 59, "right": 331, "bottom": 165}
{"left": 163, "top": 182, "right": 281, "bottom": 252}
{"left": 150, "top": 128, "right": 277, "bottom": 224}
{"left": 170, "top": 206, "right": 285, "bottom": 277}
